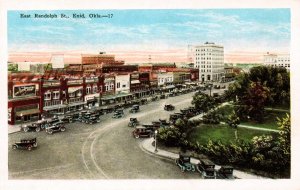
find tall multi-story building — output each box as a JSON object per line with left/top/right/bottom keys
{"left": 263, "top": 52, "right": 290, "bottom": 70}
{"left": 188, "top": 42, "right": 224, "bottom": 82}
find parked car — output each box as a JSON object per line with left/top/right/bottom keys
{"left": 60, "top": 115, "right": 73, "bottom": 123}
{"left": 128, "top": 118, "right": 139, "bottom": 127}
{"left": 35, "top": 119, "right": 48, "bottom": 129}
{"left": 129, "top": 104, "right": 140, "bottom": 113}
{"left": 45, "top": 121, "right": 66, "bottom": 134}
{"left": 151, "top": 96, "right": 158, "bottom": 101}
{"left": 140, "top": 98, "right": 148, "bottom": 105}
{"left": 132, "top": 126, "right": 153, "bottom": 138}
{"left": 152, "top": 119, "right": 170, "bottom": 128}
{"left": 112, "top": 109, "right": 124, "bottom": 118}
{"left": 216, "top": 166, "right": 234, "bottom": 179}
{"left": 21, "top": 123, "right": 42, "bottom": 132}
{"left": 164, "top": 104, "right": 175, "bottom": 111}
{"left": 12, "top": 138, "right": 37, "bottom": 151}
{"left": 87, "top": 116, "right": 100, "bottom": 124}
{"left": 196, "top": 159, "right": 216, "bottom": 179}
{"left": 175, "top": 153, "right": 196, "bottom": 172}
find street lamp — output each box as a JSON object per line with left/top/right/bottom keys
{"left": 154, "top": 130, "right": 158, "bottom": 152}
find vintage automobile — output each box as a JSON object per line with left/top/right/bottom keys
{"left": 35, "top": 119, "right": 49, "bottom": 129}
{"left": 164, "top": 104, "right": 175, "bottom": 111}
{"left": 12, "top": 138, "right": 37, "bottom": 151}
{"left": 196, "top": 159, "right": 216, "bottom": 179}
{"left": 152, "top": 119, "right": 170, "bottom": 128}
{"left": 175, "top": 153, "right": 196, "bottom": 172}
{"left": 140, "top": 98, "right": 148, "bottom": 105}
{"left": 216, "top": 166, "right": 234, "bottom": 179}
{"left": 132, "top": 126, "right": 153, "bottom": 138}
{"left": 21, "top": 123, "right": 42, "bottom": 132}
{"left": 88, "top": 116, "right": 101, "bottom": 124}
{"left": 160, "top": 94, "right": 167, "bottom": 99}
{"left": 151, "top": 96, "right": 158, "bottom": 101}
{"left": 128, "top": 118, "right": 139, "bottom": 127}
{"left": 45, "top": 121, "right": 66, "bottom": 135}
{"left": 47, "top": 117, "right": 60, "bottom": 126}
{"left": 60, "top": 115, "right": 74, "bottom": 124}
{"left": 112, "top": 109, "right": 124, "bottom": 118}
{"left": 129, "top": 104, "right": 140, "bottom": 113}
{"left": 169, "top": 113, "right": 185, "bottom": 124}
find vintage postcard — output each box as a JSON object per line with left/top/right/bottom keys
{"left": 1, "top": 0, "right": 300, "bottom": 190}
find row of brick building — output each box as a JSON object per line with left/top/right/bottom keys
{"left": 8, "top": 53, "right": 199, "bottom": 125}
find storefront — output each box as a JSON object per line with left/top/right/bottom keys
{"left": 8, "top": 97, "right": 41, "bottom": 125}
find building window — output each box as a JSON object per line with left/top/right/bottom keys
{"left": 93, "top": 86, "right": 98, "bottom": 93}
{"left": 117, "top": 82, "right": 120, "bottom": 88}
{"left": 86, "top": 86, "right": 91, "bottom": 94}
{"left": 44, "top": 91, "right": 51, "bottom": 100}
{"left": 53, "top": 91, "right": 60, "bottom": 100}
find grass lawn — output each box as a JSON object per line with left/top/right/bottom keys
{"left": 188, "top": 124, "right": 278, "bottom": 145}
{"left": 241, "top": 110, "right": 289, "bottom": 130}
{"left": 215, "top": 103, "right": 289, "bottom": 130}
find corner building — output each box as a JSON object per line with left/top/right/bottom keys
{"left": 188, "top": 42, "right": 224, "bottom": 82}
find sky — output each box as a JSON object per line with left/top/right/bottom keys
{"left": 7, "top": 9, "right": 290, "bottom": 63}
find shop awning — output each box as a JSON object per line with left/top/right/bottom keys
{"left": 131, "top": 80, "right": 140, "bottom": 84}
{"left": 68, "top": 102, "right": 86, "bottom": 107}
{"left": 68, "top": 87, "right": 82, "bottom": 93}
{"left": 43, "top": 104, "right": 67, "bottom": 111}
{"left": 102, "top": 93, "right": 133, "bottom": 100}
{"left": 16, "top": 108, "right": 40, "bottom": 116}
{"left": 165, "top": 85, "right": 175, "bottom": 89}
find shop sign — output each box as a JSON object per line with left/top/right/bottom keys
{"left": 13, "top": 85, "right": 36, "bottom": 97}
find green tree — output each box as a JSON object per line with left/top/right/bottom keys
{"left": 226, "top": 111, "right": 240, "bottom": 140}
{"left": 192, "top": 91, "right": 216, "bottom": 113}
{"left": 8, "top": 64, "right": 18, "bottom": 72}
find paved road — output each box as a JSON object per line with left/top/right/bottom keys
{"left": 8, "top": 91, "right": 203, "bottom": 179}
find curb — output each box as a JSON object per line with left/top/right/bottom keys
{"left": 139, "top": 139, "right": 177, "bottom": 162}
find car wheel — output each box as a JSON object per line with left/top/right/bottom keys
{"left": 35, "top": 127, "right": 41, "bottom": 132}
{"left": 135, "top": 135, "right": 139, "bottom": 139}
{"left": 33, "top": 143, "right": 38, "bottom": 147}
{"left": 27, "top": 145, "right": 32, "bottom": 151}
{"left": 12, "top": 145, "right": 17, "bottom": 150}
{"left": 60, "top": 127, "right": 66, "bottom": 132}
{"left": 48, "top": 129, "right": 53, "bottom": 134}
{"left": 23, "top": 127, "right": 29, "bottom": 132}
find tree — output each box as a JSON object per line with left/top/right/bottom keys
{"left": 226, "top": 111, "right": 240, "bottom": 140}
{"left": 277, "top": 114, "right": 290, "bottom": 156}
{"left": 242, "top": 81, "right": 270, "bottom": 122}
{"left": 8, "top": 64, "right": 18, "bottom": 72}
{"left": 192, "top": 91, "right": 216, "bottom": 113}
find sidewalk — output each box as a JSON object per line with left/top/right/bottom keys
{"left": 8, "top": 124, "right": 21, "bottom": 134}
{"left": 140, "top": 138, "right": 268, "bottom": 179}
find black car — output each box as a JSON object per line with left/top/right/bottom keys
{"left": 60, "top": 115, "right": 74, "bottom": 123}
{"left": 12, "top": 138, "right": 37, "bottom": 151}
{"left": 21, "top": 123, "right": 42, "bottom": 132}
{"left": 216, "top": 166, "right": 235, "bottom": 179}
{"left": 164, "top": 104, "right": 175, "bottom": 111}
{"left": 129, "top": 104, "right": 140, "bottom": 113}
{"left": 112, "top": 109, "right": 124, "bottom": 118}
{"left": 87, "top": 116, "right": 100, "bottom": 124}
{"left": 175, "top": 153, "right": 196, "bottom": 172}
{"left": 151, "top": 96, "right": 158, "bottom": 101}
{"left": 45, "top": 121, "right": 66, "bottom": 134}
{"left": 196, "top": 159, "right": 216, "bottom": 179}
{"left": 128, "top": 118, "right": 139, "bottom": 127}
{"left": 132, "top": 126, "right": 153, "bottom": 138}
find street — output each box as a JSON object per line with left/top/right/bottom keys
{"left": 9, "top": 91, "right": 208, "bottom": 179}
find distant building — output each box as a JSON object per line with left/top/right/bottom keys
{"left": 188, "top": 42, "right": 224, "bottom": 82}
{"left": 263, "top": 52, "right": 290, "bottom": 70}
